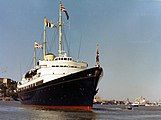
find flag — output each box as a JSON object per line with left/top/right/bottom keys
{"left": 96, "top": 48, "right": 99, "bottom": 63}
{"left": 61, "top": 3, "right": 69, "bottom": 20}
{"left": 44, "top": 18, "right": 55, "bottom": 28}
{"left": 96, "top": 44, "right": 100, "bottom": 66}
{"left": 34, "top": 42, "right": 42, "bottom": 48}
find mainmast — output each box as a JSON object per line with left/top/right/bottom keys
{"left": 43, "top": 18, "right": 47, "bottom": 59}
{"left": 58, "top": 2, "right": 63, "bottom": 57}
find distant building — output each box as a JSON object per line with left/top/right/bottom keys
{"left": 0, "top": 78, "right": 17, "bottom": 98}
{"left": 0, "top": 78, "right": 12, "bottom": 87}
{"left": 133, "top": 96, "right": 149, "bottom": 106}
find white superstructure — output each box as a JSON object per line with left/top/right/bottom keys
{"left": 17, "top": 53, "right": 88, "bottom": 89}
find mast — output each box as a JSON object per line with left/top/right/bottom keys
{"left": 96, "top": 44, "right": 100, "bottom": 67}
{"left": 58, "top": 1, "right": 63, "bottom": 57}
{"left": 34, "top": 42, "right": 36, "bottom": 67}
{"left": 43, "top": 18, "right": 47, "bottom": 59}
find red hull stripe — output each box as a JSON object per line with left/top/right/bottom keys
{"left": 23, "top": 105, "right": 92, "bottom": 111}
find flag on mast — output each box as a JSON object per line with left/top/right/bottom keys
{"left": 34, "top": 42, "right": 42, "bottom": 48}
{"left": 61, "top": 3, "right": 69, "bottom": 20}
{"left": 96, "top": 44, "right": 100, "bottom": 67}
{"left": 44, "top": 18, "right": 55, "bottom": 28}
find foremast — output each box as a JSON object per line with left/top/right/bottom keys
{"left": 34, "top": 41, "right": 36, "bottom": 67}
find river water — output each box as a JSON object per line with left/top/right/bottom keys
{"left": 1, "top": 101, "right": 161, "bottom": 120}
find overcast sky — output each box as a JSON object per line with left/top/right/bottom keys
{"left": 1, "top": 0, "right": 161, "bottom": 101}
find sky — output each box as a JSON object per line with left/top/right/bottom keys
{"left": 1, "top": 0, "right": 161, "bottom": 101}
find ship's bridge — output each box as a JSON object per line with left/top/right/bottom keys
{"left": 54, "top": 57, "right": 72, "bottom": 61}
{"left": 38, "top": 56, "right": 88, "bottom": 69}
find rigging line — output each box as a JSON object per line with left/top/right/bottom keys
{"left": 47, "top": 31, "right": 52, "bottom": 52}
{"left": 67, "top": 20, "right": 71, "bottom": 56}
{"left": 43, "top": 28, "right": 49, "bottom": 54}
{"left": 25, "top": 30, "right": 44, "bottom": 70}
{"left": 35, "top": 30, "right": 44, "bottom": 60}
{"left": 30, "top": 49, "right": 34, "bottom": 68}
{"left": 40, "top": 30, "right": 44, "bottom": 59}
{"left": 46, "top": 35, "right": 49, "bottom": 54}
{"left": 28, "top": 42, "right": 34, "bottom": 68}
{"left": 52, "top": 28, "right": 57, "bottom": 53}
{"left": 36, "top": 49, "right": 41, "bottom": 64}
{"left": 36, "top": 45, "right": 43, "bottom": 63}
{"left": 49, "top": 28, "right": 57, "bottom": 53}
{"left": 56, "top": 26, "right": 59, "bottom": 55}
{"left": 25, "top": 49, "right": 34, "bottom": 71}
{"left": 40, "top": 30, "right": 44, "bottom": 46}
{"left": 24, "top": 53, "right": 32, "bottom": 71}
{"left": 63, "top": 28, "right": 70, "bottom": 56}
{"left": 77, "top": 34, "right": 82, "bottom": 60}
{"left": 19, "top": 62, "right": 22, "bottom": 80}
{"left": 34, "top": 30, "right": 44, "bottom": 63}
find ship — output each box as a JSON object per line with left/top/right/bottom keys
{"left": 17, "top": 2, "right": 103, "bottom": 111}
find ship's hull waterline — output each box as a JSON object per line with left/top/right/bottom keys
{"left": 18, "top": 67, "right": 103, "bottom": 110}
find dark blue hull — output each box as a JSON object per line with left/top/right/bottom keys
{"left": 18, "top": 67, "right": 103, "bottom": 110}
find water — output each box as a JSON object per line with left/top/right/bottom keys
{"left": 1, "top": 101, "right": 161, "bottom": 120}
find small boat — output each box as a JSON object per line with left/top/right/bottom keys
{"left": 126, "top": 105, "right": 133, "bottom": 110}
